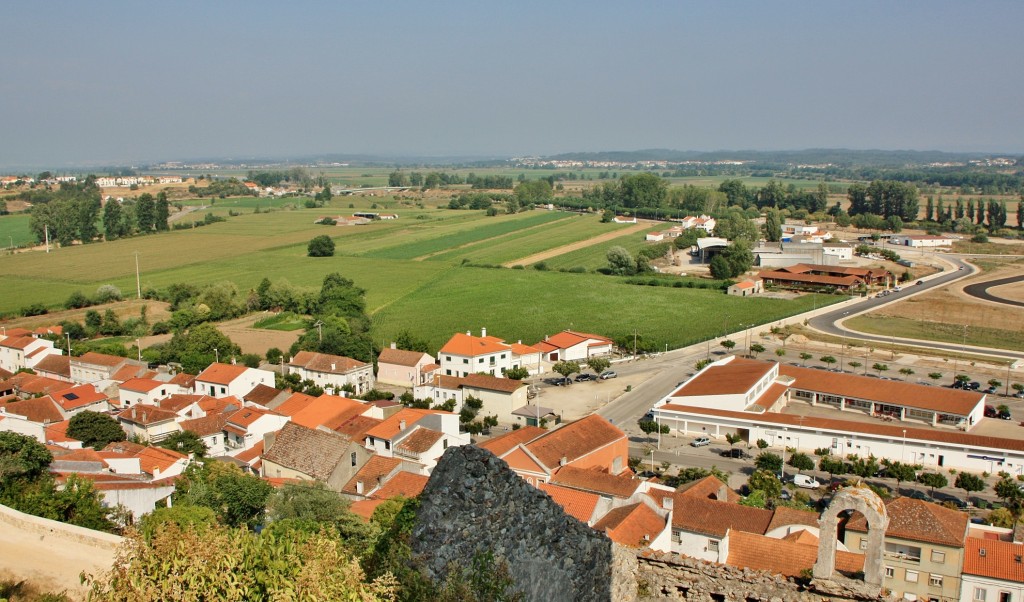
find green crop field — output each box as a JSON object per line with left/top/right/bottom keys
{"left": 0, "top": 214, "right": 35, "bottom": 248}
{"left": 0, "top": 199, "right": 836, "bottom": 354}
{"left": 542, "top": 227, "right": 664, "bottom": 270}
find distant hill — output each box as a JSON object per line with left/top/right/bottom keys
{"left": 541, "top": 148, "right": 1004, "bottom": 167}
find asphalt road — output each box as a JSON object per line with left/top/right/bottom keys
{"left": 963, "top": 273, "right": 1024, "bottom": 308}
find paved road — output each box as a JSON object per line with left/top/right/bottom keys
{"left": 808, "top": 255, "right": 1023, "bottom": 363}
{"left": 963, "top": 273, "right": 1024, "bottom": 308}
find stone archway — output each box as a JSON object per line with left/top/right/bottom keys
{"left": 813, "top": 486, "right": 889, "bottom": 589}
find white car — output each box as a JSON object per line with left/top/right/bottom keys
{"left": 793, "top": 474, "right": 821, "bottom": 489}
{"left": 690, "top": 436, "right": 711, "bottom": 447}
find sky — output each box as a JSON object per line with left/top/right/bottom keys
{"left": 1, "top": 1, "right": 1022, "bottom": 168}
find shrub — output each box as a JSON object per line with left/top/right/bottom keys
{"left": 307, "top": 235, "right": 335, "bottom": 257}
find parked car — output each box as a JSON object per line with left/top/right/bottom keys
{"left": 690, "top": 436, "right": 711, "bottom": 447}
{"left": 793, "top": 474, "right": 820, "bottom": 489}
{"left": 719, "top": 448, "right": 751, "bottom": 459}
{"left": 968, "top": 381, "right": 981, "bottom": 390}
{"left": 550, "top": 377, "right": 572, "bottom": 386}
{"left": 599, "top": 370, "right": 617, "bottom": 380}
{"left": 574, "top": 373, "right": 597, "bottom": 382}
{"left": 998, "top": 409, "right": 1012, "bottom": 420}
{"left": 915, "top": 280, "right": 924, "bottom": 285}
{"left": 893, "top": 286, "right": 902, "bottom": 292}
{"left": 984, "top": 405, "right": 998, "bottom": 418}
{"left": 908, "top": 490, "right": 931, "bottom": 502}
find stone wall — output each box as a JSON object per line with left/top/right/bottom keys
{"left": 412, "top": 445, "right": 637, "bottom": 602}
{"left": 637, "top": 550, "right": 884, "bottom": 602}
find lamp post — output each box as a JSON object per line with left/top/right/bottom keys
{"left": 134, "top": 251, "right": 141, "bottom": 299}
{"left": 214, "top": 348, "right": 219, "bottom": 363}
{"left": 901, "top": 429, "right": 907, "bottom": 461}
{"left": 780, "top": 428, "right": 788, "bottom": 481}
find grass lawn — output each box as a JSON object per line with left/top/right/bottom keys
{"left": 253, "top": 311, "right": 307, "bottom": 331}
{"left": 844, "top": 315, "right": 1024, "bottom": 353}
{"left": 542, "top": 227, "right": 664, "bottom": 270}
{"left": 371, "top": 266, "right": 841, "bottom": 352}
{"left": 0, "top": 214, "right": 35, "bottom": 248}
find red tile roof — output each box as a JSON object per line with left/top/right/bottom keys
{"left": 377, "top": 347, "right": 432, "bottom": 367}
{"left": 117, "top": 404, "right": 178, "bottom": 425}
{"left": 350, "top": 499, "right": 386, "bottom": 521}
{"left": 243, "top": 384, "right": 283, "bottom": 407}
{"left": 428, "top": 373, "right": 526, "bottom": 394}
{"left": 17, "top": 375, "right": 69, "bottom": 396}
{"left": 727, "top": 531, "right": 864, "bottom": 578}
{"left": 672, "top": 358, "right": 774, "bottom": 397}
{"left": 396, "top": 428, "right": 443, "bottom": 455}
{"left": 524, "top": 415, "right": 625, "bottom": 470}
{"left": 196, "top": 363, "right": 248, "bottom": 385}
{"left": 53, "top": 384, "right": 108, "bottom": 411}
{"left": 334, "top": 415, "right": 383, "bottom": 441}
{"left": 675, "top": 475, "right": 739, "bottom": 503}
{"left": 758, "top": 270, "right": 863, "bottom": 287}
{"left": 289, "top": 351, "right": 368, "bottom": 374}
{"left": 766, "top": 506, "right": 820, "bottom": 533}
{"left": 593, "top": 503, "right": 666, "bottom": 549}
{"left": 672, "top": 496, "right": 773, "bottom": 538}
{"left": 119, "top": 378, "right": 166, "bottom": 393}
{"left": 0, "top": 396, "right": 63, "bottom": 423}
{"left": 33, "top": 354, "right": 70, "bottom": 378}
{"left": 0, "top": 336, "right": 38, "bottom": 350}
{"left": 534, "top": 330, "right": 612, "bottom": 351}
{"left": 365, "top": 408, "right": 445, "bottom": 441}
{"left": 179, "top": 413, "right": 228, "bottom": 437}
{"left": 779, "top": 363, "right": 983, "bottom": 416}
{"left": 478, "top": 426, "right": 546, "bottom": 457}
{"left": 538, "top": 483, "right": 601, "bottom": 523}
{"left": 847, "top": 497, "right": 967, "bottom": 548}
{"left": 439, "top": 332, "right": 510, "bottom": 356}
{"left": 226, "top": 406, "right": 278, "bottom": 429}
{"left": 134, "top": 446, "right": 188, "bottom": 475}
{"left": 372, "top": 471, "right": 428, "bottom": 500}
{"left": 75, "top": 352, "right": 128, "bottom": 367}
{"left": 262, "top": 423, "right": 355, "bottom": 481}
{"left": 342, "top": 455, "right": 402, "bottom": 496}
{"left": 550, "top": 465, "right": 641, "bottom": 499}
{"left": 44, "top": 420, "right": 78, "bottom": 444}
{"left": 963, "top": 537, "right": 1024, "bottom": 582}
{"left": 280, "top": 394, "right": 367, "bottom": 430}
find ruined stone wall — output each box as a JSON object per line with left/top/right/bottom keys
{"left": 412, "top": 445, "right": 636, "bottom": 602}
{"left": 637, "top": 550, "right": 884, "bottom": 602}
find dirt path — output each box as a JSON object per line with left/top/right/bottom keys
{"left": 502, "top": 222, "right": 652, "bottom": 267}
{"left": 0, "top": 522, "right": 118, "bottom": 601}
{"left": 412, "top": 215, "right": 579, "bottom": 262}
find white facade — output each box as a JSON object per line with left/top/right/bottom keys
{"left": 0, "top": 337, "right": 61, "bottom": 374}
{"left": 822, "top": 244, "right": 853, "bottom": 261}
{"left": 225, "top": 411, "right": 289, "bottom": 454}
{"left": 118, "top": 380, "right": 184, "bottom": 407}
{"left": 287, "top": 353, "right": 374, "bottom": 396}
{"left": 195, "top": 364, "right": 275, "bottom": 399}
{"left": 890, "top": 235, "right": 953, "bottom": 248}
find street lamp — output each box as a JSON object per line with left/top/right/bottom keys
{"left": 901, "top": 429, "right": 907, "bottom": 462}
{"left": 214, "top": 348, "right": 219, "bottom": 363}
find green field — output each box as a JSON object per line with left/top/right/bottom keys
{"left": 0, "top": 199, "right": 838, "bottom": 353}
{"left": 0, "top": 214, "right": 35, "bottom": 248}
{"left": 542, "top": 227, "right": 663, "bottom": 270}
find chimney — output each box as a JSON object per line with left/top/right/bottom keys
{"left": 466, "top": 330, "right": 471, "bottom": 336}
{"left": 263, "top": 430, "right": 277, "bottom": 451}
{"left": 390, "top": 342, "right": 396, "bottom": 349}
{"left": 131, "top": 408, "right": 137, "bottom": 419}
{"left": 560, "top": 456, "right": 568, "bottom": 467}
{"left": 481, "top": 327, "right": 487, "bottom": 338}
{"left": 717, "top": 485, "right": 729, "bottom": 501}
{"left": 664, "top": 497, "right": 674, "bottom": 510}
{"left": 331, "top": 363, "right": 336, "bottom": 371}
{"left": 356, "top": 480, "right": 364, "bottom": 494}
{"left": 399, "top": 420, "right": 406, "bottom": 431}
{"left": 979, "top": 548, "right": 986, "bottom": 557}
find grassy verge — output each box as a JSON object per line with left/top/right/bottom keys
{"left": 843, "top": 314, "right": 1024, "bottom": 353}
{"left": 253, "top": 311, "right": 307, "bottom": 331}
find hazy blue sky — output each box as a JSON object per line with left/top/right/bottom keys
{"left": 1, "top": 1, "right": 1021, "bottom": 168}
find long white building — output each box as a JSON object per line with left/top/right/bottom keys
{"left": 650, "top": 356, "right": 1024, "bottom": 475}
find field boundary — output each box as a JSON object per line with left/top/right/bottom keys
{"left": 502, "top": 222, "right": 651, "bottom": 267}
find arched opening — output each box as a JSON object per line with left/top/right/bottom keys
{"left": 813, "top": 486, "right": 889, "bottom": 590}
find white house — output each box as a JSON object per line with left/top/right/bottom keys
{"left": 726, "top": 279, "right": 763, "bottom": 297}
{"left": 0, "top": 336, "right": 62, "bottom": 374}
{"left": 414, "top": 373, "right": 528, "bottom": 424}
{"left": 438, "top": 330, "right": 514, "bottom": 378}
{"left": 613, "top": 215, "right": 637, "bottom": 224}
{"left": 363, "top": 408, "right": 468, "bottom": 470}
{"left": 224, "top": 405, "right": 289, "bottom": 453}
{"left": 376, "top": 346, "right": 436, "bottom": 387}
{"left": 960, "top": 538, "right": 1024, "bottom": 602}
{"left": 118, "top": 377, "right": 184, "bottom": 407}
{"left": 822, "top": 242, "right": 853, "bottom": 261}
{"left": 194, "top": 363, "right": 275, "bottom": 399}
{"left": 116, "top": 404, "right": 181, "bottom": 443}
{"left": 890, "top": 235, "right": 953, "bottom": 248}
{"left": 70, "top": 352, "right": 144, "bottom": 385}
{"left": 532, "top": 330, "right": 613, "bottom": 363}
{"left": 287, "top": 351, "right": 374, "bottom": 395}
{"left": 646, "top": 232, "right": 665, "bottom": 242}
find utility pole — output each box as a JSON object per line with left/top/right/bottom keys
{"left": 315, "top": 320, "right": 324, "bottom": 344}
{"left": 134, "top": 251, "right": 141, "bottom": 299}
{"left": 44, "top": 224, "right": 50, "bottom": 253}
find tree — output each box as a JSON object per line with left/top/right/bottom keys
{"left": 725, "top": 433, "right": 742, "bottom": 447}
{"left": 586, "top": 357, "right": 610, "bottom": 376}
{"left": 763, "top": 208, "right": 783, "bottom": 242}
{"left": 135, "top": 193, "right": 155, "bottom": 232}
{"left": 872, "top": 362, "right": 889, "bottom": 376}
{"left": 819, "top": 455, "right": 846, "bottom": 480}
{"left": 885, "top": 461, "right": 918, "bottom": 495}
{"left": 749, "top": 343, "right": 765, "bottom": 358}
{"left": 619, "top": 172, "right": 667, "bottom": 208}
{"left": 638, "top": 420, "right": 669, "bottom": 442}
{"left": 775, "top": 348, "right": 786, "bottom": 359}
{"left": 606, "top": 246, "right": 636, "bottom": 275}
{"left": 788, "top": 452, "right": 815, "bottom": 472}
{"left": 899, "top": 367, "right": 915, "bottom": 380}
{"left": 955, "top": 472, "right": 986, "bottom": 503}
{"left": 747, "top": 469, "right": 782, "bottom": 499}
{"left": 755, "top": 452, "right": 783, "bottom": 473}
{"left": 993, "top": 477, "right": 1023, "bottom": 510}
{"left": 846, "top": 454, "right": 880, "bottom": 478}
{"left": 709, "top": 254, "right": 733, "bottom": 279}
{"left": 799, "top": 352, "right": 812, "bottom": 366}
{"left": 174, "top": 460, "right": 273, "bottom": 528}
{"left": 552, "top": 360, "right": 580, "bottom": 381}
{"left": 928, "top": 372, "right": 943, "bottom": 382}
{"left": 154, "top": 192, "right": 170, "bottom": 231}
{"left": 504, "top": 366, "right": 529, "bottom": 380}
{"left": 307, "top": 234, "right": 335, "bottom": 257}
{"left": 160, "top": 430, "right": 208, "bottom": 457}
{"left": 266, "top": 480, "right": 352, "bottom": 525}
{"left": 820, "top": 355, "right": 837, "bottom": 369}
{"left": 917, "top": 472, "right": 948, "bottom": 497}
{"left": 84, "top": 523, "right": 396, "bottom": 601}
{"left": 67, "top": 410, "right": 127, "bottom": 450}
{"left": 987, "top": 507, "right": 1017, "bottom": 529}
{"left": 720, "top": 239, "right": 754, "bottom": 277}
{"left": 849, "top": 361, "right": 863, "bottom": 373}
{"left": 0, "top": 431, "right": 53, "bottom": 483}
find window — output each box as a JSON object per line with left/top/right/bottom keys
{"left": 974, "top": 588, "right": 987, "bottom": 602}
{"left": 220, "top": 387, "right": 226, "bottom": 395}
{"left": 707, "top": 539, "right": 719, "bottom": 552}
{"left": 478, "top": 358, "right": 484, "bottom": 363}
{"left": 930, "top": 551, "right": 945, "bottom": 564}
{"left": 501, "top": 353, "right": 506, "bottom": 359}
{"left": 446, "top": 369, "right": 452, "bottom": 376}
{"left": 351, "top": 452, "right": 357, "bottom": 467}
{"left": 999, "top": 593, "right": 1011, "bottom": 602}
{"left": 212, "top": 437, "right": 217, "bottom": 445}
{"left": 463, "top": 358, "right": 469, "bottom": 364}
{"left": 443, "top": 439, "right": 448, "bottom": 449}
{"left": 905, "top": 570, "right": 919, "bottom": 584}
{"left": 385, "top": 441, "right": 391, "bottom": 450}
{"left": 860, "top": 538, "right": 868, "bottom": 550}
{"left": 929, "top": 575, "right": 942, "bottom": 587}
{"left": 885, "top": 567, "right": 895, "bottom": 578}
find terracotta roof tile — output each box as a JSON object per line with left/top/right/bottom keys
{"left": 550, "top": 465, "right": 641, "bottom": 499}
{"left": 378, "top": 348, "right": 431, "bottom": 367}
{"left": 672, "top": 496, "right": 773, "bottom": 538}
{"left": 262, "top": 423, "right": 355, "bottom": 481}
{"left": 179, "top": 413, "right": 228, "bottom": 437}
{"left": 52, "top": 384, "right": 107, "bottom": 410}
{"left": 0, "top": 336, "right": 38, "bottom": 350}
{"left": 289, "top": 351, "right": 368, "bottom": 374}
{"left": 593, "top": 503, "right": 666, "bottom": 548}
{"left": 243, "top": 384, "right": 283, "bottom": 406}
{"left": 17, "top": 375, "right": 68, "bottom": 396}
{"left": 33, "top": 354, "right": 70, "bottom": 378}
{"left": 371, "top": 471, "right": 428, "bottom": 500}
{"left": 478, "top": 426, "right": 546, "bottom": 457}
{"left": 157, "top": 394, "right": 207, "bottom": 413}
{"left": 44, "top": 420, "right": 77, "bottom": 443}
{"left": 538, "top": 482, "right": 601, "bottom": 524}
{"left": 535, "top": 330, "right": 612, "bottom": 351}
{"left": 350, "top": 499, "right": 386, "bottom": 521}
{"left": 169, "top": 373, "right": 196, "bottom": 388}
{"left": 117, "top": 404, "right": 178, "bottom": 425}
{"left": 234, "top": 440, "right": 265, "bottom": 466}
{"left": 963, "top": 537, "right": 1024, "bottom": 582}
{"left": 74, "top": 352, "right": 128, "bottom": 367}
{"left": 119, "top": 378, "right": 165, "bottom": 393}
{"left": 342, "top": 455, "right": 402, "bottom": 495}
{"left": 395, "top": 428, "right": 443, "bottom": 455}
{"left": 0, "top": 396, "right": 65, "bottom": 424}
{"left": 196, "top": 363, "right": 248, "bottom": 385}
{"left": 525, "top": 415, "right": 625, "bottom": 470}
{"left": 766, "top": 506, "right": 820, "bottom": 533}
{"left": 675, "top": 475, "right": 739, "bottom": 503}
{"left": 847, "top": 497, "right": 967, "bottom": 548}
{"left": 227, "top": 406, "right": 278, "bottom": 429}
{"left": 439, "top": 332, "right": 510, "bottom": 356}
{"left": 673, "top": 358, "right": 774, "bottom": 397}
{"left": 279, "top": 394, "right": 367, "bottom": 430}
{"left": 365, "top": 408, "right": 443, "bottom": 441}
{"left": 727, "top": 531, "right": 864, "bottom": 578}
{"left": 334, "top": 415, "right": 383, "bottom": 441}
{"left": 428, "top": 373, "right": 526, "bottom": 394}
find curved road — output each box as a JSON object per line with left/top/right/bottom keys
{"left": 808, "top": 254, "right": 1022, "bottom": 362}
{"left": 963, "top": 274, "right": 1024, "bottom": 308}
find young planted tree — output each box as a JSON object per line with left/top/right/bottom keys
{"left": 775, "top": 348, "right": 786, "bottom": 358}
{"left": 928, "top": 372, "right": 943, "bottom": 383}
{"left": 917, "top": 472, "right": 948, "bottom": 497}
{"left": 872, "top": 363, "right": 889, "bottom": 377}
{"left": 954, "top": 472, "right": 986, "bottom": 505}
{"left": 725, "top": 433, "right": 743, "bottom": 448}
{"left": 585, "top": 356, "right": 610, "bottom": 377}
{"left": 820, "top": 355, "right": 837, "bottom": 369}
{"left": 885, "top": 461, "right": 919, "bottom": 496}
{"left": 799, "top": 352, "right": 812, "bottom": 366}
{"left": 788, "top": 452, "right": 815, "bottom": 472}
{"left": 749, "top": 343, "right": 765, "bottom": 358}
{"left": 747, "top": 469, "right": 782, "bottom": 499}
{"left": 819, "top": 456, "right": 847, "bottom": 480}
{"left": 755, "top": 452, "right": 783, "bottom": 473}
{"left": 551, "top": 360, "right": 580, "bottom": 382}
{"left": 899, "top": 368, "right": 915, "bottom": 381}
{"left": 849, "top": 361, "right": 863, "bottom": 373}
{"left": 721, "top": 339, "right": 736, "bottom": 353}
